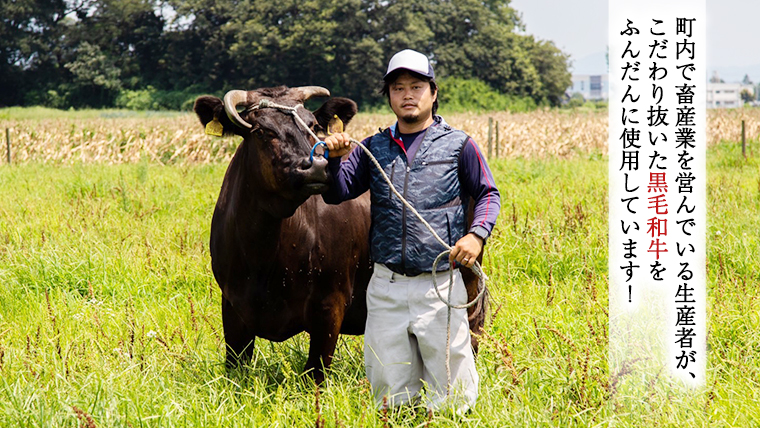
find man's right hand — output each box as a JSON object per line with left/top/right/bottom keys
{"left": 323, "top": 132, "right": 353, "bottom": 158}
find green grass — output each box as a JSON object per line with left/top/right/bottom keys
{"left": 0, "top": 142, "right": 757, "bottom": 426}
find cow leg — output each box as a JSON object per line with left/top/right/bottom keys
{"left": 304, "top": 294, "right": 346, "bottom": 385}
{"left": 222, "top": 296, "right": 255, "bottom": 368}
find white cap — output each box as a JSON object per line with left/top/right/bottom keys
{"left": 384, "top": 49, "right": 435, "bottom": 80}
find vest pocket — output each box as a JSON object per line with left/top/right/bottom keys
{"left": 407, "top": 207, "right": 456, "bottom": 272}
{"left": 421, "top": 159, "right": 457, "bottom": 166}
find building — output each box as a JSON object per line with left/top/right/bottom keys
{"left": 706, "top": 82, "right": 755, "bottom": 108}
{"left": 567, "top": 74, "right": 609, "bottom": 101}
{"left": 566, "top": 72, "right": 757, "bottom": 107}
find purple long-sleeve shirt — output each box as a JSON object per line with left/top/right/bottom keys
{"left": 322, "top": 125, "right": 501, "bottom": 240}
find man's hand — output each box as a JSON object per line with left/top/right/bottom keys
{"left": 449, "top": 233, "right": 484, "bottom": 269}
{"left": 323, "top": 132, "right": 353, "bottom": 158}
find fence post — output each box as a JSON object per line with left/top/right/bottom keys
{"left": 495, "top": 121, "right": 499, "bottom": 158}
{"left": 487, "top": 117, "right": 493, "bottom": 159}
{"left": 742, "top": 120, "right": 746, "bottom": 159}
{"left": 5, "top": 128, "right": 9, "bottom": 164}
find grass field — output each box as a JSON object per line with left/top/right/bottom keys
{"left": 1, "top": 107, "right": 758, "bottom": 164}
{"left": 0, "top": 110, "right": 758, "bottom": 427}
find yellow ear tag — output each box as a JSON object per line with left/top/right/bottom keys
{"left": 205, "top": 117, "right": 224, "bottom": 137}
{"left": 327, "top": 114, "right": 344, "bottom": 135}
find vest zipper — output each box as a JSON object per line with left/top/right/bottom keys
{"left": 401, "top": 164, "right": 411, "bottom": 271}
{"left": 421, "top": 159, "right": 457, "bottom": 166}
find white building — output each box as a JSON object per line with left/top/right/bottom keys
{"left": 566, "top": 73, "right": 757, "bottom": 107}
{"left": 706, "top": 82, "right": 754, "bottom": 108}
{"left": 567, "top": 74, "right": 609, "bottom": 101}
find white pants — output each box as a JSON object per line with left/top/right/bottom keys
{"left": 364, "top": 263, "right": 478, "bottom": 413}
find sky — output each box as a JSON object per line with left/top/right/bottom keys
{"left": 510, "top": 0, "right": 760, "bottom": 82}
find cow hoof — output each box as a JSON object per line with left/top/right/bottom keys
{"left": 304, "top": 367, "right": 326, "bottom": 385}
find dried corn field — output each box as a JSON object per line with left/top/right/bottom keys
{"left": 0, "top": 115, "right": 238, "bottom": 164}
{"left": 1, "top": 108, "right": 757, "bottom": 164}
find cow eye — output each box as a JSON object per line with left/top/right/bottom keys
{"left": 253, "top": 127, "right": 277, "bottom": 142}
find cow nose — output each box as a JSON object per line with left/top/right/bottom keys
{"left": 310, "top": 155, "right": 328, "bottom": 170}
{"left": 300, "top": 154, "right": 328, "bottom": 171}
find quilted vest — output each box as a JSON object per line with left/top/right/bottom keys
{"left": 368, "top": 116, "right": 469, "bottom": 275}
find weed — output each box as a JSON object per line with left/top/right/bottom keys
{"left": 0, "top": 135, "right": 755, "bottom": 426}
{"left": 72, "top": 406, "right": 97, "bottom": 428}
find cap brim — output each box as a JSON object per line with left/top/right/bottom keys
{"left": 383, "top": 65, "right": 435, "bottom": 80}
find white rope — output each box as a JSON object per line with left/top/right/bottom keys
{"left": 248, "top": 99, "right": 322, "bottom": 142}
{"left": 350, "top": 137, "right": 488, "bottom": 396}
{"left": 249, "top": 99, "right": 488, "bottom": 395}
{"left": 349, "top": 137, "right": 489, "bottom": 300}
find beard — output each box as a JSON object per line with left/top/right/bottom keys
{"left": 400, "top": 113, "right": 421, "bottom": 124}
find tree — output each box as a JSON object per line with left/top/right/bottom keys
{"left": 69, "top": 0, "right": 166, "bottom": 89}
{"left": 524, "top": 37, "right": 572, "bottom": 105}
{"left": 710, "top": 71, "right": 724, "bottom": 83}
{"left": 403, "top": 0, "right": 569, "bottom": 106}
{"left": 217, "top": 0, "right": 388, "bottom": 106}
{"left": 740, "top": 89, "right": 754, "bottom": 104}
{"left": 160, "top": 0, "right": 238, "bottom": 91}
{"left": 0, "top": 0, "right": 82, "bottom": 106}
{"left": 185, "top": 0, "right": 570, "bottom": 107}
{"left": 64, "top": 41, "right": 123, "bottom": 106}
{"left": 568, "top": 92, "right": 585, "bottom": 108}
{"left": 2, "top": 0, "right": 573, "bottom": 110}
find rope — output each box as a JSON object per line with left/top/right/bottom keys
{"left": 246, "top": 100, "right": 329, "bottom": 161}
{"left": 246, "top": 99, "right": 488, "bottom": 396}
{"left": 350, "top": 137, "right": 487, "bottom": 397}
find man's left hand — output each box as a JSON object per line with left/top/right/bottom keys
{"left": 449, "top": 233, "right": 484, "bottom": 269}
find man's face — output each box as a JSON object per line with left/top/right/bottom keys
{"left": 388, "top": 72, "right": 437, "bottom": 126}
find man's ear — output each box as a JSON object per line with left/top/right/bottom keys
{"left": 193, "top": 96, "right": 241, "bottom": 137}
{"left": 312, "top": 97, "right": 358, "bottom": 132}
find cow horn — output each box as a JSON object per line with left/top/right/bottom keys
{"left": 223, "top": 90, "right": 253, "bottom": 129}
{"left": 292, "top": 86, "right": 330, "bottom": 101}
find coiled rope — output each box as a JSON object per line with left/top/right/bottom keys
{"left": 245, "top": 99, "right": 488, "bottom": 395}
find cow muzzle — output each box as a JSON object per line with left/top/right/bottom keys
{"left": 298, "top": 155, "right": 330, "bottom": 194}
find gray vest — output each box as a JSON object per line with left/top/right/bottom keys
{"left": 368, "top": 116, "right": 469, "bottom": 275}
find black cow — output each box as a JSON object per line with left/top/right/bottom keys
{"left": 194, "top": 85, "right": 487, "bottom": 384}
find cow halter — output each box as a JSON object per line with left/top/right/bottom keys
{"left": 251, "top": 97, "right": 488, "bottom": 396}
{"left": 244, "top": 99, "right": 330, "bottom": 161}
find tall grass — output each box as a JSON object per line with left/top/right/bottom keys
{"left": 3, "top": 108, "right": 760, "bottom": 165}
{"left": 0, "top": 119, "right": 757, "bottom": 426}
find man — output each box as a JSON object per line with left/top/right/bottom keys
{"left": 322, "top": 49, "right": 500, "bottom": 413}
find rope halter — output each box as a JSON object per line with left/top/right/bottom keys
{"left": 244, "top": 99, "right": 329, "bottom": 162}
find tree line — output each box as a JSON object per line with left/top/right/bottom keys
{"left": 1, "top": 0, "right": 572, "bottom": 111}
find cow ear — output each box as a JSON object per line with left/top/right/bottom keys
{"left": 312, "top": 97, "right": 358, "bottom": 133}
{"left": 193, "top": 96, "right": 241, "bottom": 137}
